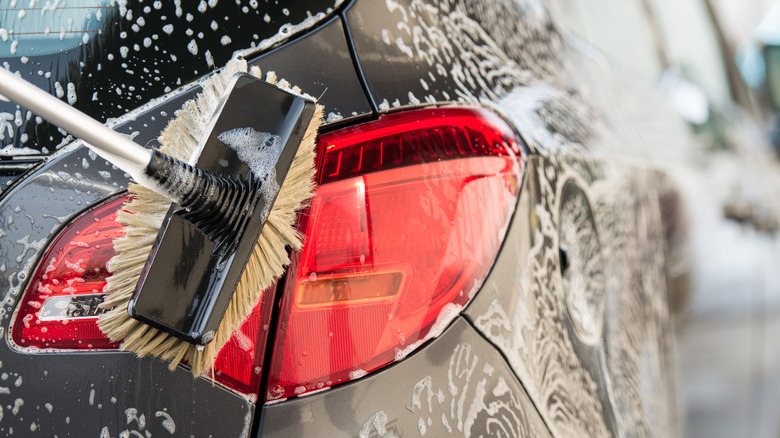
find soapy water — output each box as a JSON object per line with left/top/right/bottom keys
{"left": 217, "top": 127, "right": 283, "bottom": 217}
{"left": 217, "top": 128, "right": 282, "bottom": 176}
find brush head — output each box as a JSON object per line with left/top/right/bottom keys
{"left": 98, "top": 60, "right": 323, "bottom": 375}
{"left": 127, "top": 73, "right": 316, "bottom": 346}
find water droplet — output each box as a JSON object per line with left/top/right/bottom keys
{"left": 267, "top": 386, "right": 284, "bottom": 400}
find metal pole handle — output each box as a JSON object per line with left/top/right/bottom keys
{"left": 0, "top": 68, "right": 152, "bottom": 173}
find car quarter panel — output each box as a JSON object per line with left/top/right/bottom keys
{"left": 346, "top": 0, "right": 679, "bottom": 436}
{"left": 260, "top": 317, "right": 553, "bottom": 437}
{"left": 465, "top": 156, "right": 678, "bottom": 437}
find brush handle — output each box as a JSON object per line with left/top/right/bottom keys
{"left": 0, "top": 68, "right": 152, "bottom": 172}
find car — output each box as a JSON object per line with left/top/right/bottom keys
{"left": 0, "top": 0, "right": 690, "bottom": 436}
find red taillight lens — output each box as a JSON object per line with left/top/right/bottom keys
{"left": 210, "top": 286, "right": 275, "bottom": 398}
{"left": 11, "top": 196, "right": 127, "bottom": 350}
{"left": 266, "top": 107, "right": 523, "bottom": 400}
{"left": 12, "top": 194, "right": 273, "bottom": 397}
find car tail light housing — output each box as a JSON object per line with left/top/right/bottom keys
{"left": 266, "top": 107, "right": 523, "bottom": 400}
{"left": 10, "top": 194, "right": 274, "bottom": 398}
{"left": 11, "top": 196, "right": 127, "bottom": 351}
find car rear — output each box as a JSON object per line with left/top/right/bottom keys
{"left": 0, "top": 0, "right": 682, "bottom": 436}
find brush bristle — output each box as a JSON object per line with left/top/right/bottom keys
{"left": 98, "top": 58, "right": 323, "bottom": 377}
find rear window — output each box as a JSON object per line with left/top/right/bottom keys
{"left": 0, "top": 1, "right": 107, "bottom": 58}
{"left": 0, "top": 0, "right": 337, "bottom": 157}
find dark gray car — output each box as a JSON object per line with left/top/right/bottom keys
{"left": 0, "top": 0, "right": 684, "bottom": 436}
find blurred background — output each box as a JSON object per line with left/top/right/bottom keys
{"left": 555, "top": 0, "right": 780, "bottom": 436}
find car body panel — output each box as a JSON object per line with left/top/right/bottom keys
{"left": 260, "top": 317, "right": 552, "bottom": 438}
{"left": 465, "top": 155, "right": 677, "bottom": 437}
{"left": 344, "top": 0, "right": 653, "bottom": 162}
{"left": 344, "top": 0, "right": 561, "bottom": 115}
{"left": 250, "top": 16, "right": 374, "bottom": 126}
{"left": 344, "top": 0, "right": 679, "bottom": 435}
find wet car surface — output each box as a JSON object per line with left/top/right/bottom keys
{"left": 0, "top": 0, "right": 696, "bottom": 436}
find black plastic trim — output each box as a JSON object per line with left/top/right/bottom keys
{"left": 339, "top": 5, "right": 380, "bottom": 115}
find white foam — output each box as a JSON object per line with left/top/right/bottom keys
{"left": 187, "top": 39, "right": 198, "bottom": 55}
{"left": 217, "top": 128, "right": 281, "bottom": 175}
{"left": 66, "top": 82, "right": 77, "bottom": 105}
{"left": 217, "top": 128, "right": 285, "bottom": 218}
{"left": 53, "top": 82, "right": 64, "bottom": 98}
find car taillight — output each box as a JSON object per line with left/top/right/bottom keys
{"left": 266, "top": 107, "right": 523, "bottom": 400}
{"left": 11, "top": 194, "right": 273, "bottom": 397}
{"left": 210, "top": 286, "right": 275, "bottom": 397}
{"left": 11, "top": 107, "right": 522, "bottom": 402}
{"left": 11, "top": 196, "right": 127, "bottom": 351}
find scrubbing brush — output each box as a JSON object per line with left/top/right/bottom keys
{"left": 0, "top": 59, "right": 323, "bottom": 376}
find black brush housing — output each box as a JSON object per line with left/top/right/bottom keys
{"left": 143, "top": 149, "right": 263, "bottom": 261}
{"left": 128, "top": 74, "right": 316, "bottom": 345}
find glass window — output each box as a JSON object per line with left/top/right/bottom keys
{"left": 0, "top": 1, "right": 107, "bottom": 57}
